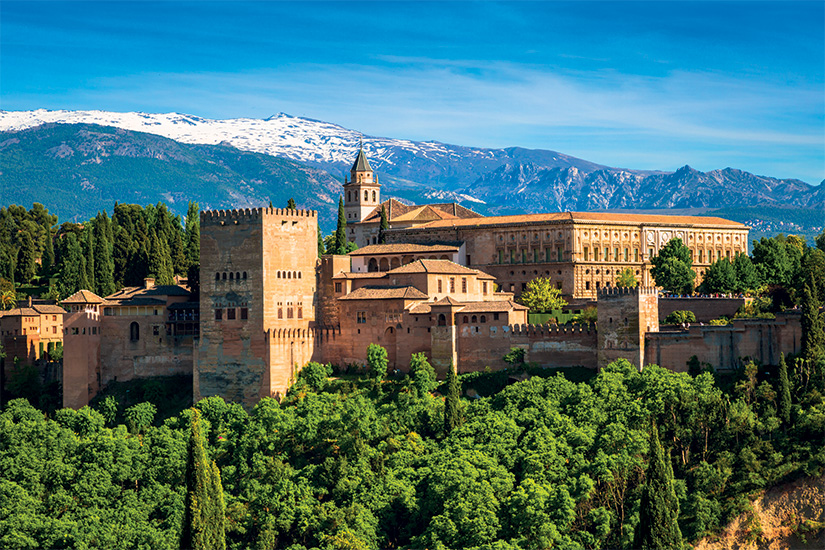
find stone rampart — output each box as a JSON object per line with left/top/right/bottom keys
{"left": 659, "top": 296, "right": 746, "bottom": 323}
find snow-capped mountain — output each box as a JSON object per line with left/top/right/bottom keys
{"left": 0, "top": 109, "right": 611, "bottom": 186}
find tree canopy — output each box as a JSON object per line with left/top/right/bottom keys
{"left": 651, "top": 238, "right": 695, "bottom": 294}
{"left": 519, "top": 277, "right": 567, "bottom": 313}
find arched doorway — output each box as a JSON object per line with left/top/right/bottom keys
{"left": 390, "top": 257, "right": 400, "bottom": 269}
{"left": 379, "top": 258, "right": 389, "bottom": 271}
{"left": 368, "top": 258, "right": 378, "bottom": 272}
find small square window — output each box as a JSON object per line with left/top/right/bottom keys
{"left": 227, "top": 308, "right": 236, "bottom": 320}
{"left": 240, "top": 308, "right": 248, "bottom": 320}
{"left": 335, "top": 282, "right": 342, "bottom": 293}
{"left": 215, "top": 309, "right": 223, "bottom": 321}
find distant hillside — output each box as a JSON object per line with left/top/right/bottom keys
{"left": 0, "top": 123, "right": 343, "bottom": 228}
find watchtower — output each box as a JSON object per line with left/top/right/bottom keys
{"left": 597, "top": 286, "right": 659, "bottom": 370}
{"left": 196, "top": 207, "right": 319, "bottom": 407}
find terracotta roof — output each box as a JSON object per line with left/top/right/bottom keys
{"left": 103, "top": 297, "right": 166, "bottom": 307}
{"left": 332, "top": 271, "right": 388, "bottom": 280}
{"left": 458, "top": 300, "right": 528, "bottom": 312}
{"left": 388, "top": 259, "right": 487, "bottom": 276}
{"left": 0, "top": 307, "right": 39, "bottom": 317}
{"left": 348, "top": 243, "right": 461, "bottom": 256}
{"left": 432, "top": 296, "right": 463, "bottom": 306}
{"left": 411, "top": 211, "right": 748, "bottom": 230}
{"left": 62, "top": 289, "right": 105, "bottom": 304}
{"left": 392, "top": 205, "right": 458, "bottom": 223}
{"left": 360, "top": 199, "right": 482, "bottom": 224}
{"left": 339, "top": 286, "right": 428, "bottom": 301}
{"left": 105, "top": 284, "right": 190, "bottom": 301}
{"left": 32, "top": 304, "right": 67, "bottom": 314}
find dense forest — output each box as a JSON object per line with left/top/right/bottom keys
{"left": 1, "top": 350, "right": 823, "bottom": 549}
{"left": 0, "top": 202, "right": 200, "bottom": 300}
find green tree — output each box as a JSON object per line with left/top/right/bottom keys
{"left": 503, "top": 346, "right": 526, "bottom": 367}
{"left": 14, "top": 231, "right": 37, "bottom": 284}
{"left": 367, "top": 343, "right": 388, "bottom": 380}
{"left": 83, "top": 224, "right": 96, "bottom": 293}
{"left": 334, "top": 196, "right": 348, "bottom": 255}
{"left": 317, "top": 223, "right": 325, "bottom": 257}
{"left": 287, "top": 198, "right": 297, "bottom": 210}
{"left": 519, "top": 277, "right": 567, "bottom": 313}
{"left": 148, "top": 229, "right": 175, "bottom": 286}
{"left": 733, "top": 252, "right": 759, "bottom": 293}
{"left": 124, "top": 402, "right": 157, "bottom": 434}
{"left": 41, "top": 226, "right": 55, "bottom": 277}
{"left": 700, "top": 258, "right": 737, "bottom": 294}
{"left": 410, "top": 352, "right": 437, "bottom": 395}
{"left": 93, "top": 212, "right": 116, "bottom": 296}
{"left": 633, "top": 422, "right": 683, "bottom": 550}
{"left": 444, "top": 365, "right": 461, "bottom": 434}
{"left": 616, "top": 267, "right": 638, "bottom": 288}
{"left": 651, "top": 238, "right": 695, "bottom": 294}
{"left": 777, "top": 352, "right": 792, "bottom": 426}
{"left": 800, "top": 282, "right": 824, "bottom": 366}
{"left": 181, "top": 409, "right": 226, "bottom": 550}
{"left": 298, "top": 361, "right": 333, "bottom": 391}
{"left": 816, "top": 228, "right": 825, "bottom": 252}
{"left": 663, "top": 310, "right": 696, "bottom": 325}
{"left": 751, "top": 234, "right": 795, "bottom": 287}
{"left": 378, "top": 205, "right": 389, "bottom": 244}
{"left": 185, "top": 201, "right": 200, "bottom": 268}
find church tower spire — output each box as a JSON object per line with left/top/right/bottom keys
{"left": 343, "top": 139, "right": 380, "bottom": 226}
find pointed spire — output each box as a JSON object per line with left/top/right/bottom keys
{"left": 351, "top": 138, "right": 372, "bottom": 172}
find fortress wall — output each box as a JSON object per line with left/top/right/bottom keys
{"left": 645, "top": 312, "right": 802, "bottom": 372}
{"left": 456, "top": 323, "right": 598, "bottom": 372}
{"left": 659, "top": 297, "right": 746, "bottom": 323}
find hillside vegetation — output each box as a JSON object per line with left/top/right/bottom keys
{"left": 1, "top": 357, "right": 823, "bottom": 549}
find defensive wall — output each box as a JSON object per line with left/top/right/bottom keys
{"left": 659, "top": 296, "right": 747, "bottom": 323}
{"left": 645, "top": 312, "right": 802, "bottom": 372}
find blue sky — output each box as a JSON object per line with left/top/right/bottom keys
{"left": 2, "top": 1, "right": 823, "bottom": 184}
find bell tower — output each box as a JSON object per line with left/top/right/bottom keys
{"left": 343, "top": 141, "right": 380, "bottom": 224}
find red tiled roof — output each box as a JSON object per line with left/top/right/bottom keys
{"left": 388, "top": 259, "right": 492, "bottom": 276}
{"left": 411, "top": 211, "right": 748, "bottom": 230}
{"left": 360, "top": 198, "right": 482, "bottom": 224}
{"left": 348, "top": 243, "right": 461, "bottom": 256}
{"left": 339, "top": 286, "right": 429, "bottom": 301}
{"left": 62, "top": 289, "right": 105, "bottom": 304}
{"left": 408, "top": 299, "right": 526, "bottom": 315}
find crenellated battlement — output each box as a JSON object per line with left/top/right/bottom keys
{"left": 597, "top": 286, "right": 657, "bottom": 298}
{"left": 201, "top": 207, "right": 318, "bottom": 225}
{"left": 508, "top": 323, "right": 596, "bottom": 336}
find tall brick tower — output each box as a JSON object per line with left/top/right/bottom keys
{"left": 196, "top": 207, "right": 318, "bottom": 407}
{"left": 597, "top": 286, "right": 659, "bottom": 370}
{"left": 343, "top": 143, "right": 380, "bottom": 224}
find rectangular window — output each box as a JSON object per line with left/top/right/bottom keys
{"left": 726, "top": 250, "right": 731, "bottom": 259}
{"left": 92, "top": 327, "right": 97, "bottom": 335}
{"left": 449, "top": 278, "right": 455, "bottom": 293}
{"left": 153, "top": 325, "right": 160, "bottom": 336}
{"left": 297, "top": 307, "right": 303, "bottom": 319}
{"left": 510, "top": 249, "right": 517, "bottom": 264}
{"left": 227, "top": 308, "right": 236, "bottom": 320}
{"left": 466, "top": 255, "right": 471, "bottom": 265}
{"left": 240, "top": 308, "right": 248, "bottom": 320}
{"left": 585, "top": 281, "right": 591, "bottom": 290}
{"left": 623, "top": 248, "right": 628, "bottom": 261}
{"left": 461, "top": 278, "right": 467, "bottom": 293}
{"left": 546, "top": 248, "right": 552, "bottom": 262}
{"left": 614, "top": 248, "right": 619, "bottom": 261}
{"left": 438, "top": 279, "right": 443, "bottom": 293}
{"left": 287, "top": 308, "right": 293, "bottom": 319}
{"left": 533, "top": 249, "right": 539, "bottom": 263}
{"left": 335, "top": 282, "right": 342, "bottom": 293}
{"left": 649, "top": 248, "right": 654, "bottom": 259}
{"left": 53, "top": 326, "right": 57, "bottom": 334}
{"left": 634, "top": 249, "right": 639, "bottom": 262}
{"left": 482, "top": 281, "right": 488, "bottom": 294}
{"left": 605, "top": 247, "right": 609, "bottom": 261}
{"left": 595, "top": 247, "right": 600, "bottom": 261}
{"left": 357, "top": 311, "right": 367, "bottom": 324}
{"left": 278, "top": 308, "right": 283, "bottom": 319}
{"left": 699, "top": 249, "right": 703, "bottom": 263}
{"left": 493, "top": 313, "right": 500, "bottom": 321}
{"left": 498, "top": 250, "right": 504, "bottom": 264}
{"left": 521, "top": 250, "right": 527, "bottom": 263}
{"left": 717, "top": 250, "right": 722, "bottom": 261}
{"left": 583, "top": 246, "right": 589, "bottom": 261}
{"left": 556, "top": 281, "right": 562, "bottom": 290}
{"left": 215, "top": 309, "right": 223, "bottom": 321}
{"left": 52, "top": 315, "right": 57, "bottom": 321}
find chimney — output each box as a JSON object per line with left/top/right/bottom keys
{"left": 144, "top": 277, "right": 155, "bottom": 290}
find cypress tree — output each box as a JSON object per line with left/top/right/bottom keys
{"left": 801, "top": 282, "right": 824, "bottom": 365}
{"left": 93, "top": 214, "right": 116, "bottom": 297}
{"left": 84, "top": 224, "right": 96, "bottom": 294}
{"left": 334, "top": 196, "right": 347, "bottom": 255}
{"left": 634, "top": 422, "right": 683, "bottom": 550}
{"left": 185, "top": 202, "right": 200, "bottom": 268}
{"left": 378, "top": 205, "right": 389, "bottom": 244}
{"left": 14, "top": 231, "right": 37, "bottom": 284}
{"left": 41, "top": 225, "right": 55, "bottom": 277}
{"left": 778, "top": 352, "right": 792, "bottom": 426}
{"left": 444, "top": 364, "right": 461, "bottom": 434}
{"left": 181, "top": 409, "right": 226, "bottom": 550}
{"left": 148, "top": 229, "right": 175, "bottom": 286}
{"left": 317, "top": 223, "right": 325, "bottom": 257}
{"left": 287, "top": 197, "right": 296, "bottom": 210}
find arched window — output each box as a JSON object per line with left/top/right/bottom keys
{"left": 129, "top": 322, "right": 139, "bottom": 342}
{"left": 298, "top": 272, "right": 302, "bottom": 279}
{"left": 471, "top": 315, "right": 477, "bottom": 323}
{"left": 463, "top": 316, "right": 469, "bottom": 323}
{"left": 215, "top": 273, "right": 220, "bottom": 281}
{"left": 372, "top": 191, "right": 376, "bottom": 202}
{"left": 229, "top": 272, "right": 234, "bottom": 280}
{"left": 347, "top": 191, "right": 351, "bottom": 202}
{"left": 368, "top": 258, "right": 378, "bottom": 272}
{"left": 222, "top": 272, "right": 227, "bottom": 280}
{"left": 364, "top": 190, "right": 369, "bottom": 201}
{"left": 480, "top": 315, "right": 486, "bottom": 323}
{"left": 236, "top": 272, "right": 240, "bottom": 280}
{"left": 277, "top": 271, "right": 281, "bottom": 279}
{"left": 287, "top": 271, "right": 292, "bottom": 279}
{"left": 243, "top": 272, "right": 247, "bottom": 280}
{"left": 438, "top": 314, "right": 447, "bottom": 326}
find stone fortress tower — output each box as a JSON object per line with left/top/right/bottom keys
{"left": 343, "top": 143, "right": 380, "bottom": 225}
{"left": 195, "top": 207, "right": 318, "bottom": 405}
{"left": 597, "top": 286, "right": 659, "bottom": 369}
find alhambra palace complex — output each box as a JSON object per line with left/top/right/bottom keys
{"left": 39, "top": 149, "right": 801, "bottom": 408}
